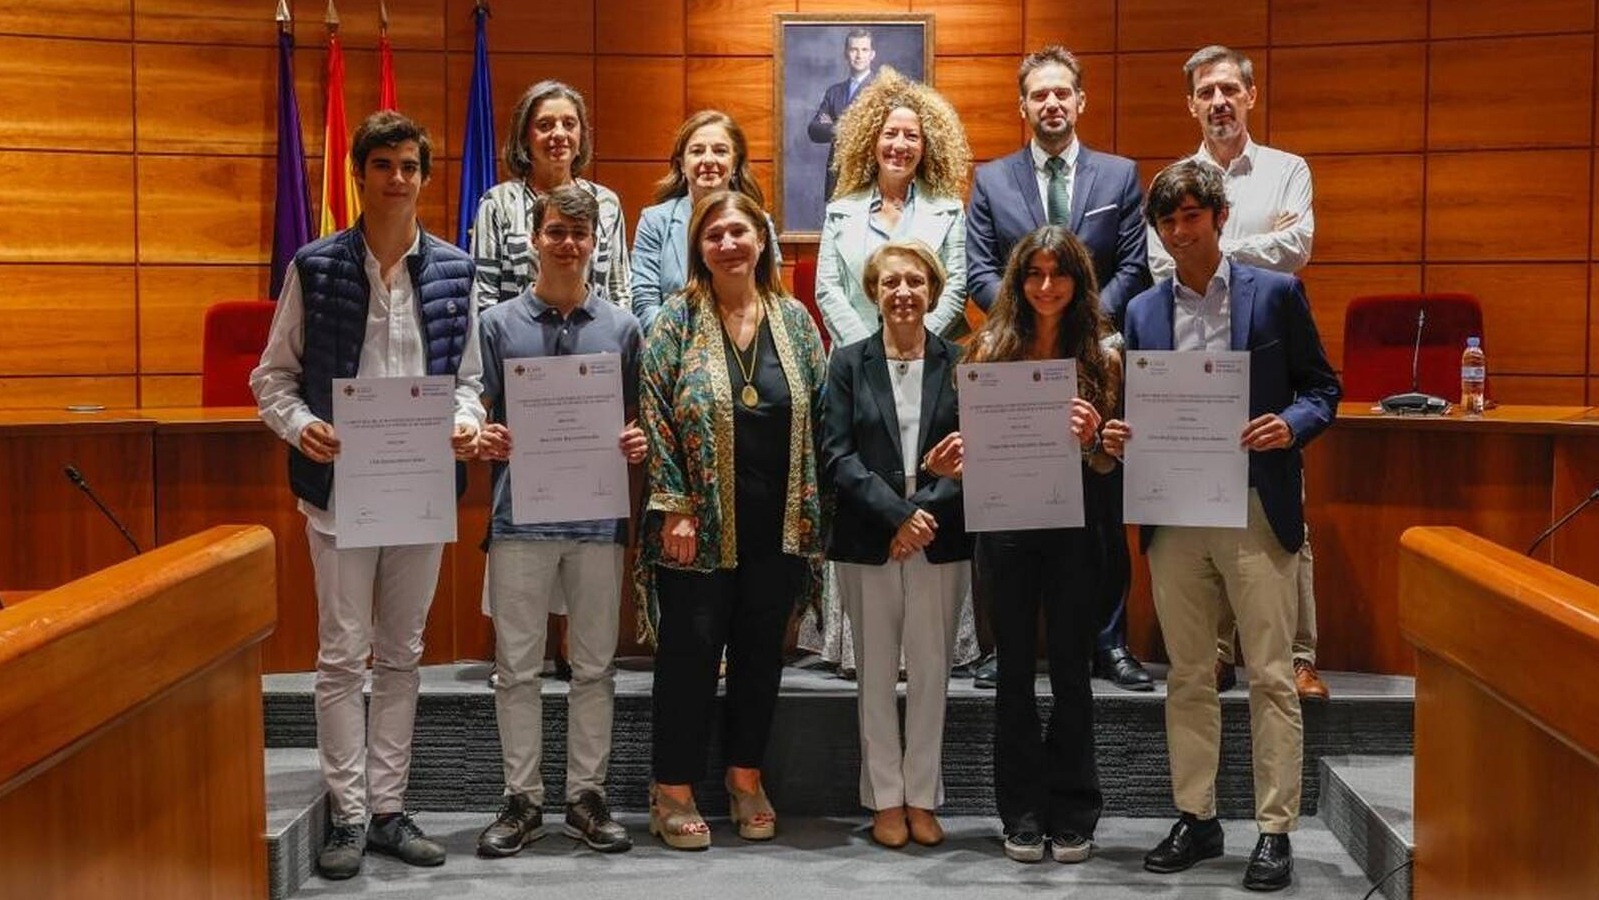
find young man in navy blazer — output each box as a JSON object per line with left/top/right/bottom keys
{"left": 965, "top": 45, "right": 1154, "bottom": 692}
{"left": 1102, "top": 159, "right": 1340, "bottom": 893}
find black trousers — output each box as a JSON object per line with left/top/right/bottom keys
{"left": 651, "top": 552, "right": 808, "bottom": 784}
{"left": 978, "top": 528, "right": 1104, "bottom": 838}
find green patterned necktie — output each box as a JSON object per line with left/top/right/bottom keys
{"left": 1045, "top": 155, "right": 1072, "bottom": 226}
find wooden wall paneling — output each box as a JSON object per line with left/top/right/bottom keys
{"left": 135, "top": 43, "right": 277, "bottom": 156}
{"left": 296, "top": 49, "right": 449, "bottom": 158}
{"left": 443, "top": 52, "right": 596, "bottom": 172}
{"left": 1304, "top": 426, "right": 1553, "bottom": 673}
{"left": 0, "top": 37, "right": 134, "bottom": 153}
{"left": 799, "top": 0, "right": 908, "bottom": 9}
{"left": 0, "top": 152, "right": 136, "bottom": 263}
{"left": 301, "top": 0, "right": 448, "bottom": 51}
{"left": 445, "top": 0, "right": 592, "bottom": 54}
{"left": 1431, "top": 0, "right": 1595, "bottom": 40}
{"left": 1, "top": 266, "right": 137, "bottom": 377}
{"left": 0, "top": 422, "right": 154, "bottom": 591}
{"left": 1484, "top": 375, "right": 1588, "bottom": 405}
{"left": 431, "top": 158, "right": 459, "bottom": 245}
{"left": 1074, "top": 53, "right": 1116, "bottom": 151}
{"left": 1117, "top": 0, "right": 1268, "bottom": 53}
{"left": 594, "top": 57, "right": 687, "bottom": 161}
{"left": 1268, "top": 43, "right": 1425, "bottom": 154}
{"left": 599, "top": 0, "right": 687, "bottom": 56}
{"left": 1115, "top": 51, "right": 1203, "bottom": 162}
{"left": 1024, "top": 0, "right": 1115, "bottom": 53}
{"left": 1428, "top": 36, "right": 1594, "bottom": 151}
{"left": 0, "top": 0, "right": 131, "bottom": 41}
{"left": 1268, "top": 0, "right": 1428, "bottom": 46}
{"left": 686, "top": 0, "right": 792, "bottom": 57}
{"left": 936, "top": 54, "right": 1029, "bottom": 161}
{"left": 138, "top": 265, "right": 269, "bottom": 374}
{"left": 139, "top": 376, "right": 202, "bottom": 408}
{"left": 1426, "top": 150, "right": 1593, "bottom": 262}
{"left": 0, "top": 378, "right": 138, "bottom": 410}
{"left": 913, "top": 0, "right": 1025, "bottom": 57}
{"left": 132, "top": 0, "right": 283, "bottom": 46}
{"left": 1424, "top": 263, "right": 1589, "bottom": 375}
{"left": 591, "top": 162, "right": 670, "bottom": 236}
{"left": 1306, "top": 154, "right": 1424, "bottom": 262}
{"left": 686, "top": 57, "right": 777, "bottom": 160}
{"left": 1297, "top": 263, "right": 1424, "bottom": 368}
{"left": 137, "top": 155, "right": 273, "bottom": 264}
{"left": 749, "top": 161, "right": 777, "bottom": 207}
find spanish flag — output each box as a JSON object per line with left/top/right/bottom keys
{"left": 318, "top": 28, "right": 360, "bottom": 236}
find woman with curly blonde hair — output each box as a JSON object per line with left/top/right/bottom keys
{"left": 814, "top": 67, "right": 972, "bottom": 348}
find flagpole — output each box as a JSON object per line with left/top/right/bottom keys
{"left": 379, "top": 0, "right": 397, "bottom": 111}
{"left": 318, "top": 0, "right": 360, "bottom": 236}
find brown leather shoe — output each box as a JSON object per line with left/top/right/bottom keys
{"left": 1294, "top": 659, "right": 1330, "bottom": 701}
{"left": 906, "top": 807, "right": 944, "bottom": 847}
{"left": 1215, "top": 660, "right": 1238, "bottom": 693}
{"left": 871, "top": 807, "right": 910, "bottom": 848}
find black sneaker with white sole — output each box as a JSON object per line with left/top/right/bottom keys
{"left": 1051, "top": 832, "right": 1092, "bottom": 863}
{"left": 1003, "top": 830, "right": 1045, "bottom": 863}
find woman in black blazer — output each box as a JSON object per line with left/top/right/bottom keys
{"left": 821, "top": 239, "right": 970, "bottom": 850}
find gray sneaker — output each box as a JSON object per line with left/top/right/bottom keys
{"left": 317, "top": 823, "right": 365, "bottom": 880}
{"left": 367, "top": 812, "right": 446, "bottom": 867}
{"left": 564, "top": 789, "right": 632, "bottom": 853}
{"left": 1051, "top": 832, "right": 1092, "bottom": 863}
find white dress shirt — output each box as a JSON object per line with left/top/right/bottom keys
{"left": 1149, "top": 137, "right": 1314, "bottom": 281}
{"left": 252, "top": 230, "right": 486, "bottom": 534}
{"left": 1030, "top": 137, "right": 1080, "bottom": 221}
{"left": 1172, "top": 256, "right": 1232, "bottom": 353}
{"left": 886, "top": 356, "right": 925, "bottom": 499}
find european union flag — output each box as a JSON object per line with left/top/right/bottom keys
{"left": 456, "top": 5, "right": 495, "bottom": 250}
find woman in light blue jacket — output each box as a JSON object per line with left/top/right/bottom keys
{"left": 815, "top": 67, "right": 972, "bottom": 347}
{"left": 631, "top": 111, "right": 778, "bottom": 334}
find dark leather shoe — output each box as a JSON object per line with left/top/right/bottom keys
{"left": 477, "top": 793, "right": 544, "bottom": 858}
{"left": 317, "top": 823, "right": 365, "bottom": 880}
{"left": 1294, "top": 659, "right": 1330, "bottom": 701}
{"left": 1216, "top": 660, "right": 1238, "bottom": 693}
{"left": 564, "top": 789, "right": 632, "bottom": 852}
{"left": 367, "top": 812, "right": 445, "bottom": 867}
{"left": 973, "top": 652, "right": 999, "bottom": 689}
{"left": 1144, "top": 813, "right": 1224, "bottom": 873}
{"left": 1243, "top": 832, "right": 1293, "bottom": 891}
{"left": 1095, "top": 647, "right": 1155, "bottom": 691}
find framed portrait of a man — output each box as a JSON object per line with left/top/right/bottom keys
{"left": 774, "top": 13, "right": 934, "bottom": 241}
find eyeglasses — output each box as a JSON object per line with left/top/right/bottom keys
{"left": 539, "top": 225, "right": 593, "bottom": 244}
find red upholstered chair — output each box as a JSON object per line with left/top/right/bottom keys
{"left": 1341, "top": 293, "right": 1485, "bottom": 403}
{"left": 789, "top": 254, "right": 829, "bottom": 352}
{"left": 201, "top": 300, "right": 277, "bottom": 407}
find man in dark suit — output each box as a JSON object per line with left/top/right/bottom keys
{"left": 808, "top": 28, "right": 876, "bottom": 206}
{"left": 1102, "top": 160, "right": 1340, "bottom": 893}
{"left": 965, "top": 45, "right": 1154, "bottom": 691}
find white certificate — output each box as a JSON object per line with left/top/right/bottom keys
{"left": 332, "top": 375, "right": 457, "bottom": 549}
{"left": 503, "top": 352, "right": 629, "bottom": 525}
{"left": 957, "top": 359, "right": 1084, "bottom": 532}
{"left": 1122, "top": 350, "right": 1250, "bottom": 527}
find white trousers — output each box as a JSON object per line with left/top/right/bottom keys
{"left": 837, "top": 554, "right": 969, "bottom": 810}
{"left": 306, "top": 523, "right": 443, "bottom": 824}
{"left": 488, "top": 539, "right": 623, "bottom": 806}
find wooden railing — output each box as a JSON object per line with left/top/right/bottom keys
{"left": 0, "top": 525, "right": 277, "bottom": 900}
{"left": 1400, "top": 526, "right": 1599, "bottom": 900}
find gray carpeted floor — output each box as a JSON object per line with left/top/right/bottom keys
{"left": 290, "top": 813, "right": 1375, "bottom": 899}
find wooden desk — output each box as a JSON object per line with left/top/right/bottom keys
{"left": 1127, "top": 403, "right": 1599, "bottom": 674}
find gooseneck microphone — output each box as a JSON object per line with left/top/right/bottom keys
{"left": 1527, "top": 485, "right": 1599, "bottom": 556}
{"left": 63, "top": 464, "right": 142, "bottom": 555}
{"left": 1379, "top": 306, "right": 1450, "bottom": 415}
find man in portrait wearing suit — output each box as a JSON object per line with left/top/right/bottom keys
{"left": 808, "top": 28, "right": 877, "bottom": 205}
{"left": 1146, "top": 45, "right": 1326, "bottom": 702}
{"left": 965, "top": 45, "right": 1154, "bottom": 692}
{"left": 1102, "top": 159, "right": 1340, "bottom": 893}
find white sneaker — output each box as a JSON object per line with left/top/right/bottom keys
{"left": 1050, "top": 832, "right": 1092, "bottom": 863}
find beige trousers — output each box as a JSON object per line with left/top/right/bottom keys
{"left": 1148, "top": 491, "right": 1303, "bottom": 833}
{"left": 1217, "top": 526, "right": 1317, "bottom": 664}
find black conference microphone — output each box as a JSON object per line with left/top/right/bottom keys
{"left": 63, "top": 464, "right": 142, "bottom": 556}
{"left": 1379, "top": 306, "right": 1450, "bottom": 415}
{"left": 1527, "top": 484, "right": 1599, "bottom": 556}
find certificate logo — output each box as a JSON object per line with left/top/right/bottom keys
{"left": 342, "top": 384, "right": 355, "bottom": 397}
{"left": 579, "top": 363, "right": 589, "bottom": 376}
{"left": 1203, "top": 359, "right": 1214, "bottom": 374}
{"left": 1032, "top": 369, "right": 1042, "bottom": 382}
{"left": 966, "top": 370, "right": 978, "bottom": 382}
{"left": 1136, "top": 356, "right": 1149, "bottom": 369}
{"left": 513, "top": 364, "right": 526, "bottom": 377}
{"left": 410, "top": 384, "right": 421, "bottom": 398}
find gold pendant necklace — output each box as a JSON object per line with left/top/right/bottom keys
{"left": 725, "top": 309, "right": 762, "bottom": 408}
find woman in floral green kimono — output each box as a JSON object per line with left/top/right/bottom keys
{"left": 637, "top": 190, "right": 827, "bottom": 849}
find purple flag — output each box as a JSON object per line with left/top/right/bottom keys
{"left": 271, "top": 27, "right": 313, "bottom": 299}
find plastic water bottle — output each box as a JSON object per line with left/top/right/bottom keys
{"left": 1460, "top": 337, "right": 1486, "bottom": 418}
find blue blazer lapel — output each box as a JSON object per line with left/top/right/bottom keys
{"left": 1147, "top": 281, "right": 1177, "bottom": 350}
{"left": 666, "top": 197, "right": 690, "bottom": 284}
{"left": 1069, "top": 149, "right": 1100, "bottom": 231}
{"left": 1229, "top": 262, "right": 1255, "bottom": 352}
{"left": 1008, "top": 149, "right": 1047, "bottom": 229}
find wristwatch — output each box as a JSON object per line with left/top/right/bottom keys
{"left": 1081, "top": 430, "right": 1103, "bottom": 461}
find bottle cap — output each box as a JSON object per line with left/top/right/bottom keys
{"left": 1467, "top": 336, "right": 1481, "bottom": 347}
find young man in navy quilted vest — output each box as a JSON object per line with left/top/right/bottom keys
{"left": 251, "top": 110, "right": 484, "bottom": 881}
